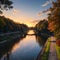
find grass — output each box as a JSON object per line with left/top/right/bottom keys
{"left": 55, "top": 44, "right": 60, "bottom": 60}
{"left": 41, "top": 38, "right": 51, "bottom": 60}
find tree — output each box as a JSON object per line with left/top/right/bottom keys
{"left": 0, "top": 0, "right": 13, "bottom": 14}
{"left": 36, "top": 20, "right": 48, "bottom": 31}
{"left": 35, "top": 19, "right": 53, "bottom": 40}
{"left": 48, "top": 0, "right": 60, "bottom": 39}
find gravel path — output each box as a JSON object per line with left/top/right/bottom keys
{"left": 48, "top": 37, "right": 58, "bottom": 60}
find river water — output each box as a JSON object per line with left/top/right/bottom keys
{"left": 0, "top": 30, "right": 46, "bottom": 60}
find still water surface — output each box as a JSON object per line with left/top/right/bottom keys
{"left": 0, "top": 30, "right": 44, "bottom": 60}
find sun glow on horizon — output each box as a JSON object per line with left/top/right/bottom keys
{"left": 4, "top": 16, "right": 37, "bottom": 27}
{"left": 2, "top": 0, "right": 51, "bottom": 28}
{"left": 3, "top": 7, "right": 47, "bottom": 27}
{"left": 3, "top": 11, "right": 38, "bottom": 27}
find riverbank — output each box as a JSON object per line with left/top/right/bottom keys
{"left": 37, "top": 37, "right": 50, "bottom": 60}
{"left": 0, "top": 30, "right": 42, "bottom": 60}
{"left": 37, "top": 37, "right": 60, "bottom": 60}
{"left": 55, "top": 44, "right": 60, "bottom": 60}
{"left": 0, "top": 32, "right": 26, "bottom": 44}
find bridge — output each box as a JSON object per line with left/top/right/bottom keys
{"left": 27, "top": 32, "right": 51, "bottom": 37}
{"left": 28, "top": 27, "right": 36, "bottom": 30}
{"left": 28, "top": 27, "right": 39, "bottom": 31}
{"left": 27, "top": 27, "right": 39, "bottom": 35}
{"left": 27, "top": 27, "right": 52, "bottom": 37}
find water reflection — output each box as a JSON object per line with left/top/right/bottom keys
{"left": 27, "top": 30, "right": 35, "bottom": 34}
{"left": 0, "top": 30, "right": 47, "bottom": 60}
{"left": 35, "top": 35, "right": 47, "bottom": 46}
{"left": 0, "top": 34, "right": 26, "bottom": 60}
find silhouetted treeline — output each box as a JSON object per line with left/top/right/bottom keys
{"left": 0, "top": 16, "right": 28, "bottom": 34}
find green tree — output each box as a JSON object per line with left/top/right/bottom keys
{"left": 36, "top": 20, "right": 48, "bottom": 31}
{"left": 35, "top": 20, "right": 52, "bottom": 40}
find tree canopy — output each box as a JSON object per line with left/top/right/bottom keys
{"left": 48, "top": 0, "right": 60, "bottom": 39}
{"left": 0, "top": 0, "right": 13, "bottom": 14}
{"left": 0, "top": 16, "right": 28, "bottom": 33}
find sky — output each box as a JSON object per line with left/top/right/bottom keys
{"left": 3, "top": 0, "right": 56, "bottom": 27}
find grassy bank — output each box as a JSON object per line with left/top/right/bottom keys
{"left": 41, "top": 38, "right": 50, "bottom": 60}
{"left": 37, "top": 38, "right": 51, "bottom": 60}
{"left": 55, "top": 44, "right": 60, "bottom": 60}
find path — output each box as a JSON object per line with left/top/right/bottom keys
{"left": 48, "top": 37, "right": 58, "bottom": 60}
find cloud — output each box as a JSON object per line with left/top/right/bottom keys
{"left": 42, "top": 1, "right": 50, "bottom": 7}
{"left": 37, "top": 11, "right": 46, "bottom": 16}
{"left": 30, "top": 20, "right": 39, "bottom": 23}
{"left": 37, "top": 9, "right": 50, "bottom": 16}
{"left": 37, "top": 11, "right": 43, "bottom": 16}
{"left": 13, "top": 9, "right": 20, "bottom": 14}
{"left": 41, "top": 0, "right": 52, "bottom": 7}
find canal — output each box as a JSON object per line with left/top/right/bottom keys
{"left": 0, "top": 30, "right": 46, "bottom": 60}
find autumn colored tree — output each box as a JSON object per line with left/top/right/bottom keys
{"left": 48, "top": 0, "right": 60, "bottom": 39}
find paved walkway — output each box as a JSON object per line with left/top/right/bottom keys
{"left": 48, "top": 37, "right": 58, "bottom": 60}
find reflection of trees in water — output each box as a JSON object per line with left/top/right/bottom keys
{"left": 0, "top": 34, "right": 26, "bottom": 60}
{"left": 35, "top": 35, "right": 47, "bottom": 46}
{"left": 4, "top": 52, "right": 10, "bottom": 60}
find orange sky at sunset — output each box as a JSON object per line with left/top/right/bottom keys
{"left": 2, "top": 2, "right": 49, "bottom": 27}
{"left": 1, "top": 0, "right": 54, "bottom": 27}
{"left": 2, "top": 9, "right": 42, "bottom": 27}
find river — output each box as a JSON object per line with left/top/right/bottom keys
{"left": 0, "top": 30, "right": 46, "bottom": 60}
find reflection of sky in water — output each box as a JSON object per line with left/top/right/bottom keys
{"left": 27, "top": 30, "right": 35, "bottom": 34}
{"left": 10, "top": 35, "right": 41, "bottom": 60}
{"left": 10, "top": 30, "right": 42, "bottom": 60}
